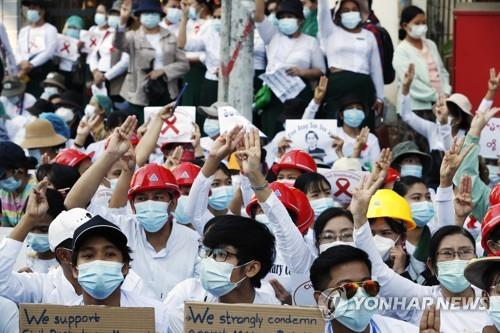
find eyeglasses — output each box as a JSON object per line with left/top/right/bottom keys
{"left": 320, "top": 280, "right": 380, "bottom": 315}
{"left": 436, "top": 248, "right": 476, "bottom": 260}
{"left": 198, "top": 245, "right": 237, "bottom": 262}
{"left": 319, "top": 231, "right": 354, "bottom": 242}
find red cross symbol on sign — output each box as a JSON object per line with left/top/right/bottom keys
{"left": 89, "top": 37, "right": 98, "bottom": 48}
{"left": 334, "top": 178, "right": 352, "bottom": 198}
{"left": 161, "top": 116, "right": 180, "bottom": 135}
{"left": 60, "top": 42, "right": 71, "bottom": 54}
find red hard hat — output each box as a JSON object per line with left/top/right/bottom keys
{"left": 385, "top": 167, "right": 400, "bottom": 185}
{"left": 128, "top": 163, "right": 180, "bottom": 200}
{"left": 490, "top": 184, "right": 500, "bottom": 206}
{"left": 246, "top": 182, "right": 300, "bottom": 219}
{"left": 53, "top": 149, "right": 93, "bottom": 168}
{"left": 481, "top": 203, "right": 500, "bottom": 255}
{"left": 272, "top": 150, "right": 317, "bottom": 175}
{"left": 289, "top": 187, "right": 314, "bottom": 235}
{"left": 172, "top": 162, "right": 201, "bottom": 187}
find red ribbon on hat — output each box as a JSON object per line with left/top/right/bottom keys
{"left": 334, "top": 178, "right": 352, "bottom": 198}
{"left": 161, "top": 116, "right": 180, "bottom": 135}
{"left": 60, "top": 42, "right": 71, "bottom": 54}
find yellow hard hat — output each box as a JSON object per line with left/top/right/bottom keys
{"left": 227, "top": 153, "right": 240, "bottom": 171}
{"left": 367, "top": 189, "right": 416, "bottom": 231}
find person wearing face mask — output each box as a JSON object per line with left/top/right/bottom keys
{"left": 70, "top": 216, "right": 170, "bottom": 332}
{"left": 272, "top": 149, "right": 317, "bottom": 186}
{"left": 394, "top": 6, "right": 451, "bottom": 123}
{"left": 79, "top": 95, "right": 114, "bottom": 144}
{"left": 65, "top": 116, "right": 200, "bottom": 300}
{"left": 351, "top": 174, "right": 491, "bottom": 330}
{"left": 17, "top": 0, "right": 58, "bottom": 98}
{"left": 40, "top": 72, "right": 67, "bottom": 101}
{"left": 0, "top": 76, "right": 36, "bottom": 119}
{"left": 116, "top": 0, "right": 189, "bottom": 125}
{"left": 89, "top": 3, "right": 110, "bottom": 36}
{"left": 464, "top": 257, "right": 500, "bottom": 333}
{"left": 334, "top": 95, "right": 381, "bottom": 170}
{"left": 255, "top": 0, "right": 325, "bottom": 138}
{"left": 171, "top": 162, "right": 201, "bottom": 226}
{"left": 300, "top": 0, "right": 318, "bottom": 37}
{"left": 294, "top": 172, "right": 337, "bottom": 221}
{"left": 164, "top": 215, "right": 279, "bottom": 333}
{"left": 314, "top": 208, "right": 355, "bottom": 255}
{"left": 88, "top": 1, "right": 130, "bottom": 105}
{"left": 161, "top": 0, "right": 182, "bottom": 36}
{"left": 0, "top": 142, "right": 37, "bottom": 227}
{"left": 311, "top": 246, "right": 420, "bottom": 332}
{"left": 391, "top": 140, "right": 432, "bottom": 180}
{"left": 318, "top": 0, "right": 384, "bottom": 129}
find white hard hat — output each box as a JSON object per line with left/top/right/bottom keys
{"left": 48, "top": 208, "right": 93, "bottom": 252}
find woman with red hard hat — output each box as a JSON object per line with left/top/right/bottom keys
{"left": 64, "top": 114, "right": 200, "bottom": 301}
{"left": 171, "top": 162, "right": 201, "bottom": 225}
{"left": 272, "top": 149, "right": 317, "bottom": 186}
{"left": 53, "top": 148, "right": 93, "bottom": 175}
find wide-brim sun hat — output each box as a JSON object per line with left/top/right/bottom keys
{"left": 20, "top": 119, "right": 67, "bottom": 149}
{"left": 391, "top": 141, "right": 432, "bottom": 174}
{"left": 464, "top": 257, "right": 500, "bottom": 291}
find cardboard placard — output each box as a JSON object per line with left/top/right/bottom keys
{"left": 286, "top": 120, "right": 338, "bottom": 165}
{"left": 218, "top": 106, "right": 266, "bottom": 137}
{"left": 184, "top": 302, "right": 324, "bottom": 333}
{"left": 321, "top": 169, "right": 368, "bottom": 206}
{"left": 479, "top": 117, "right": 500, "bottom": 159}
{"left": 56, "top": 34, "right": 80, "bottom": 61}
{"left": 19, "top": 304, "right": 155, "bottom": 333}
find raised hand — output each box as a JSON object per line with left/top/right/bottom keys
{"left": 350, "top": 173, "right": 385, "bottom": 228}
{"left": 235, "top": 128, "right": 262, "bottom": 178}
{"left": 420, "top": 305, "right": 440, "bottom": 333}
{"left": 164, "top": 145, "right": 184, "bottom": 170}
{"left": 331, "top": 134, "right": 344, "bottom": 158}
{"left": 208, "top": 125, "right": 245, "bottom": 161}
{"left": 470, "top": 107, "right": 500, "bottom": 137}
{"left": 314, "top": 76, "right": 328, "bottom": 104}
{"left": 440, "top": 137, "right": 474, "bottom": 187}
{"left": 435, "top": 95, "right": 449, "bottom": 125}
{"left": 389, "top": 244, "right": 407, "bottom": 274}
{"left": 26, "top": 179, "right": 49, "bottom": 218}
{"left": 181, "top": 0, "right": 190, "bottom": 18}
{"left": 454, "top": 175, "right": 473, "bottom": 224}
{"left": 277, "top": 136, "right": 292, "bottom": 159}
{"left": 269, "top": 279, "right": 292, "bottom": 305}
{"left": 402, "top": 63, "right": 415, "bottom": 96}
{"left": 353, "top": 127, "right": 369, "bottom": 158}
{"left": 488, "top": 68, "right": 500, "bottom": 92}
{"left": 106, "top": 115, "right": 138, "bottom": 159}
{"left": 120, "top": 0, "right": 132, "bottom": 25}
{"left": 368, "top": 148, "right": 392, "bottom": 188}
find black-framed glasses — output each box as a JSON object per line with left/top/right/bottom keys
{"left": 198, "top": 245, "right": 238, "bottom": 262}
{"left": 436, "top": 248, "right": 475, "bottom": 260}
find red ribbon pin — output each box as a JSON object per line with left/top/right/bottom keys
{"left": 334, "top": 178, "right": 352, "bottom": 198}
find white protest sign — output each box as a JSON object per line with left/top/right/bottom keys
{"left": 144, "top": 106, "right": 196, "bottom": 146}
{"left": 291, "top": 274, "right": 317, "bottom": 306}
{"left": 479, "top": 117, "right": 500, "bottom": 159}
{"left": 259, "top": 68, "right": 306, "bottom": 102}
{"left": 321, "top": 169, "right": 368, "bottom": 206}
{"left": 55, "top": 34, "right": 80, "bottom": 61}
{"left": 79, "top": 30, "right": 101, "bottom": 54}
{"left": 286, "top": 120, "right": 338, "bottom": 165}
{"left": 218, "top": 106, "right": 266, "bottom": 137}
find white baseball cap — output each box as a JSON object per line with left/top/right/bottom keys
{"left": 48, "top": 208, "right": 93, "bottom": 252}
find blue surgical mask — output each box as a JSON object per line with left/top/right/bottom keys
{"left": 108, "top": 15, "right": 121, "bottom": 29}
{"left": 436, "top": 260, "right": 471, "bottom": 293}
{"left": 94, "top": 13, "right": 107, "bottom": 27}
{"left": 268, "top": 13, "right": 278, "bottom": 27}
{"left": 141, "top": 13, "right": 161, "bottom": 29}
{"left": 188, "top": 6, "right": 198, "bottom": 20}
{"left": 255, "top": 214, "right": 273, "bottom": 233}
{"left": 166, "top": 8, "right": 182, "bottom": 24}
{"left": 0, "top": 176, "right": 22, "bottom": 193}
{"left": 332, "top": 288, "right": 377, "bottom": 332}
{"left": 341, "top": 11, "right": 361, "bottom": 30}
{"left": 400, "top": 164, "right": 423, "bottom": 178}
{"left": 310, "top": 197, "right": 335, "bottom": 219}
{"left": 27, "top": 9, "right": 40, "bottom": 23}
{"left": 173, "top": 195, "right": 190, "bottom": 225}
{"left": 200, "top": 257, "right": 249, "bottom": 297}
{"left": 411, "top": 201, "right": 435, "bottom": 227}
{"left": 27, "top": 233, "right": 50, "bottom": 253}
{"left": 303, "top": 7, "right": 311, "bottom": 18}
{"left": 77, "top": 260, "right": 124, "bottom": 300}
{"left": 65, "top": 28, "right": 80, "bottom": 39}
{"left": 135, "top": 200, "right": 170, "bottom": 233}
{"left": 343, "top": 108, "right": 365, "bottom": 128}
{"left": 488, "top": 296, "right": 500, "bottom": 331}
{"left": 212, "top": 19, "right": 222, "bottom": 33}
{"left": 208, "top": 186, "right": 234, "bottom": 211}
{"left": 106, "top": 178, "right": 118, "bottom": 191}
{"left": 203, "top": 118, "right": 220, "bottom": 137}
{"left": 278, "top": 18, "right": 299, "bottom": 36}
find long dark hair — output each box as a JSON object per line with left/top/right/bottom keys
{"left": 399, "top": 5, "right": 425, "bottom": 40}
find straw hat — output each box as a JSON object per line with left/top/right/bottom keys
{"left": 20, "top": 119, "right": 67, "bottom": 149}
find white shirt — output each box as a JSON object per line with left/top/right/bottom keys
{"left": 354, "top": 222, "right": 491, "bottom": 331}
{"left": 0, "top": 23, "right": 17, "bottom": 75}
{"left": 254, "top": 29, "right": 267, "bottom": 71}
{"left": 0, "top": 93, "right": 36, "bottom": 118}
{"left": 184, "top": 24, "right": 220, "bottom": 81}
{"left": 0, "top": 296, "right": 18, "bottom": 333}
{"left": 164, "top": 278, "right": 280, "bottom": 333}
{"left": 185, "top": 172, "right": 216, "bottom": 235}
{"left": 0, "top": 238, "right": 146, "bottom": 305}
{"left": 318, "top": 0, "right": 384, "bottom": 100}
{"left": 256, "top": 18, "right": 326, "bottom": 75}
{"left": 145, "top": 33, "right": 165, "bottom": 70}
{"left": 87, "top": 29, "right": 130, "bottom": 81}
{"left": 325, "top": 314, "right": 418, "bottom": 333}
{"left": 16, "top": 23, "right": 58, "bottom": 67}
{"left": 24, "top": 251, "right": 58, "bottom": 273}
{"left": 91, "top": 206, "right": 200, "bottom": 301}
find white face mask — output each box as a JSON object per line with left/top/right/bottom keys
{"left": 84, "top": 104, "right": 96, "bottom": 119}
{"left": 319, "top": 240, "right": 356, "bottom": 254}
{"left": 277, "top": 179, "right": 295, "bottom": 187}
{"left": 408, "top": 24, "right": 428, "bottom": 39}
{"left": 373, "top": 235, "right": 397, "bottom": 261}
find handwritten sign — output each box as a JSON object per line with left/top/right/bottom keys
{"left": 321, "top": 169, "right": 368, "bottom": 206}
{"left": 144, "top": 106, "right": 196, "bottom": 146}
{"left": 79, "top": 30, "right": 102, "bottom": 54}
{"left": 218, "top": 106, "right": 266, "bottom": 137}
{"left": 184, "top": 302, "right": 324, "bottom": 333}
{"left": 259, "top": 68, "right": 306, "bottom": 102}
{"left": 19, "top": 304, "right": 155, "bottom": 333}
{"left": 55, "top": 34, "right": 80, "bottom": 61}
{"left": 479, "top": 117, "right": 500, "bottom": 159}
{"left": 286, "top": 120, "right": 338, "bottom": 165}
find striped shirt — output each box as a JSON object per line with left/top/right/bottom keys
{"left": 0, "top": 176, "right": 35, "bottom": 227}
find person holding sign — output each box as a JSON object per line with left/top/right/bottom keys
{"left": 70, "top": 216, "right": 170, "bottom": 332}
{"left": 164, "top": 215, "right": 279, "bottom": 333}
{"left": 16, "top": 0, "right": 58, "bottom": 98}
{"left": 255, "top": 0, "right": 326, "bottom": 138}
